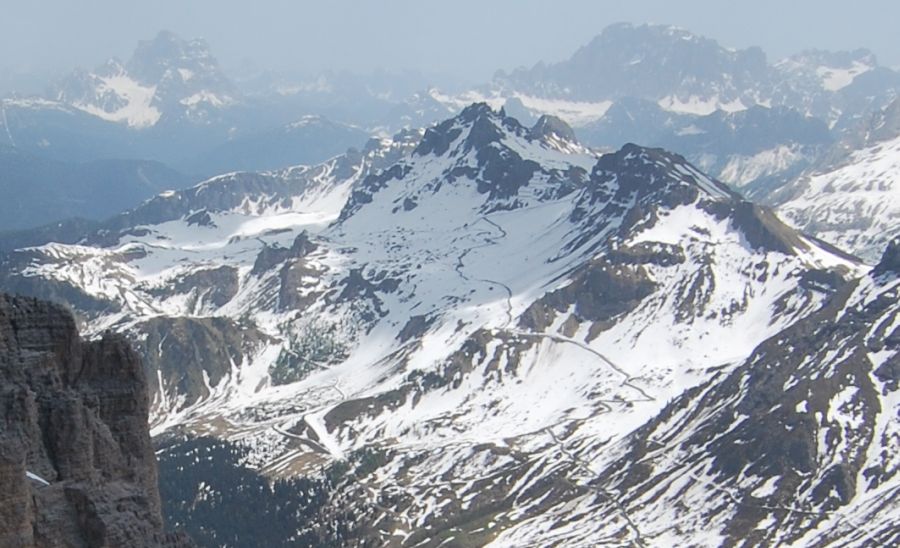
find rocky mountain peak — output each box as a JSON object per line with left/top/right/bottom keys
{"left": 339, "top": 105, "right": 596, "bottom": 222}
{"left": 427, "top": 103, "right": 583, "bottom": 155}
{"left": 414, "top": 102, "right": 520, "bottom": 156}
{"left": 457, "top": 101, "right": 499, "bottom": 123}
{"left": 529, "top": 114, "right": 578, "bottom": 145}
{"left": 51, "top": 30, "right": 235, "bottom": 128}
{"left": 580, "top": 22, "right": 768, "bottom": 81}
{"left": 589, "top": 22, "right": 707, "bottom": 49}
{"left": 462, "top": 104, "right": 514, "bottom": 151}
{"left": 592, "top": 143, "right": 736, "bottom": 201}
{"left": 128, "top": 30, "right": 218, "bottom": 84}
{"left": 594, "top": 143, "right": 837, "bottom": 256}
{"left": 495, "top": 22, "right": 769, "bottom": 102}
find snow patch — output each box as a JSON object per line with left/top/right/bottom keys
{"left": 72, "top": 74, "right": 161, "bottom": 128}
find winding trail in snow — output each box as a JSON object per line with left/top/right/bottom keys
{"left": 478, "top": 217, "right": 515, "bottom": 326}
{"left": 329, "top": 379, "right": 347, "bottom": 399}
{"left": 546, "top": 427, "right": 647, "bottom": 547}
{"left": 450, "top": 212, "right": 661, "bottom": 545}
{"left": 510, "top": 330, "right": 656, "bottom": 402}
{"left": 453, "top": 216, "right": 514, "bottom": 327}
{"left": 268, "top": 382, "right": 351, "bottom": 459}
{"left": 454, "top": 215, "right": 655, "bottom": 403}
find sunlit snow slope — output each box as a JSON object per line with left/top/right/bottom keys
{"left": 778, "top": 133, "right": 900, "bottom": 263}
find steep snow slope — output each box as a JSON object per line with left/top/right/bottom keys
{"left": 0, "top": 105, "right": 865, "bottom": 545}
{"left": 65, "top": 65, "right": 162, "bottom": 128}
{"left": 529, "top": 241, "right": 900, "bottom": 546}
{"left": 778, "top": 133, "right": 900, "bottom": 263}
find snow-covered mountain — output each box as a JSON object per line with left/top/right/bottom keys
{"left": 578, "top": 100, "right": 834, "bottom": 198}
{"left": 404, "top": 23, "right": 900, "bottom": 199}
{"left": 1, "top": 104, "right": 876, "bottom": 545}
{"left": 562, "top": 239, "right": 900, "bottom": 546}
{"left": 774, "top": 98, "right": 900, "bottom": 262}
{"left": 54, "top": 30, "right": 237, "bottom": 128}
{"left": 487, "top": 23, "right": 900, "bottom": 127}
{"left": 777, "top": 49, "right": 880, "bottom": 93}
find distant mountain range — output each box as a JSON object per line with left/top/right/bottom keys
{"left": 54, "top": 30, "right": 237, "bottom": 128}
{"left": 490, "top": 24, "right": 899, "bottom": 123}
{"left": 3, "top": 24, "right": 898, "bottom": 200}
{"left": 774, "top": 97, "right": 900, "bottom": 261}
{"left": 0, "top": 31, "right": 371, "bottom": 177}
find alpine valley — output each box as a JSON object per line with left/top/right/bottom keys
{"left": 1, "top": 18, "right": 899, "bottom": 548}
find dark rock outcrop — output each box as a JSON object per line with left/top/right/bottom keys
{"left": 131, "top": 316, "right": 271, "bottom": 413}
{"left": 0, "top": 293, "right": 192, "bottom": 547}
{"left": 529, "top": 114, "right": 578, "bottom": 144}
{"left": 251, "top": 231, "right": 319, "bottom": 277}
{"left": 874, "top": 239, "right": 900, "bottom": 275}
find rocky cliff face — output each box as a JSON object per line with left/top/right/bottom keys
{"left": 0, "top": 294, "right": 191, "bottom": 547}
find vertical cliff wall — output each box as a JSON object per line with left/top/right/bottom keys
{"left": 0, "top": 294, "right": 192, "bottom": 547}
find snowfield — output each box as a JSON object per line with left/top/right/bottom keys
{"left": 778, "top": 134, "right": 900, "bottom": 263}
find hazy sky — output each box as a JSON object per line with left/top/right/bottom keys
{"left": 4, "top": 0, "right": 899, "bottom": 83}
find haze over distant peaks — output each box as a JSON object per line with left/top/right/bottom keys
{"left": 54, "top": 30, "right": 236, "bottom": 128}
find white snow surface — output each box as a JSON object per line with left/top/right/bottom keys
{"left": 428, "top": 88, "right": 613, "bottom": 127}
{"left": 714, "top": 145, "right": 814, "bottom": 189}
{"left": 26, "top": 471, "right": 50, "bottom": 486}
{"left": 778, "top": 134, "right": 900, "bottom": 262}
{"left": 816, "top": 61, "right": 873, "bottom": 91}
{"left": 72, "top": 73, "right": 161, "bottom": 128}
{"left": 657, "top": 95, "right": 747, "bottom": 116}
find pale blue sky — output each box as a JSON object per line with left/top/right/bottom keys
{"left": 4, "top": 0, "right": 899, "bottom": 81}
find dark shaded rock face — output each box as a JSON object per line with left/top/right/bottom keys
{"left": 705, "top": 200, "right": 807, "bottom": 255}
{"left": 147, "top": 266, "right": 238, "bottom": 311}
{"left": 251, "top": 232, "right": 319, "bottom": 278}
{"left": 131, "top": 316, "right": 270, "bottom": 413}
{"left": 874, "top": 239, "right": 900, "bottom": 275}
{"left": 0, "top": 293, "right": 192, "bottom": 547}
{"left": 520, "top": 256, "right": 656, "bottom": 335}
{"left": 529, "top": 114, "right": 578, "bottom": 144}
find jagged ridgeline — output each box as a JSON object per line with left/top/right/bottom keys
{"left": 0, "top": 103, "right": 896, "bottom": 546}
